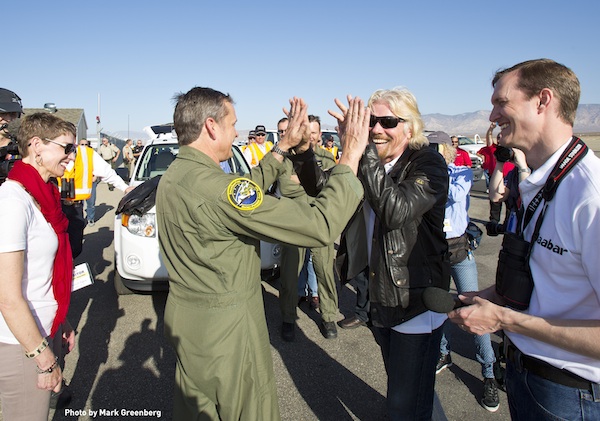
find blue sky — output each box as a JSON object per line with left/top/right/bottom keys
{"left": 7, "top": 0, "right": 600, "bottom": 138}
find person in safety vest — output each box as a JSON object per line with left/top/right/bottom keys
{"left": 243, "top": 124, "right": 273, "bottom": 167}
{"left": 321, "top": 133, "right": 340, "bottom": 163}
{"left": 58, "top": 140, "right": 134, "bottom": 257}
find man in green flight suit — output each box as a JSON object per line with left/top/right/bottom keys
{"left": 279, "top": 114, "right": 340, "bottom": 341}
{"left": 156, "top": 87, "right": 371, "bottom": 420}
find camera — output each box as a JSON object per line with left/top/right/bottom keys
{"left": 495, "top": 233, "right": 534, "bottom": 310}
{"left": 0, "top": 140, "right": 20, "bottom": 185}
{"left": 494, "top": 146, "right": 514, "bottom": 163}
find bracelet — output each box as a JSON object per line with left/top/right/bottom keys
{"left": 25, "top": 338, "right": 49, "bottom": 359}
{"left": 518, "top": 167, "right": 531, "bottom": 174}
{"left": 271, "top": 144, "right": 289, "bottom": 157}
{"left": 36, "top": 356, "right": 59, "bottom": 374}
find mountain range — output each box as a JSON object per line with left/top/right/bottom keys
{"left": 420, "top": 104, "right": 600, "bottom": 137}
{"left": 100, "top": 104, "right": 600, "bottom": 141}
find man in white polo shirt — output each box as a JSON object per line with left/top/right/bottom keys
{"left": 450, "top": 59, "right": 600, "bottom": 420}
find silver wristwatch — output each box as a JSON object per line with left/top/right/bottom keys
{"left": 271, "top": 144, "right": 289, "bottom": 157}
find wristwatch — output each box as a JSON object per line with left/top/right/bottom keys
{"left": 271, "top": 144, "right": 289, "bottom": 157}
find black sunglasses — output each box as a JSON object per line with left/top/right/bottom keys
{"left": 369, "top": 115, "right": 406, "bottom": 129}
{"left": 44, "top": 138, "right": 77, "bottom": 155}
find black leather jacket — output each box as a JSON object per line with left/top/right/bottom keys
{"left": 292, "top": 144, "right": 450, "bottom": 328}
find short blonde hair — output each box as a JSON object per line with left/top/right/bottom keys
{"left": 18, "top": 113, "right": 76, "bottom": 158}
{"left": 438, "top": 143, "right": 456, "bottom": 165}
{"left": 368, "top": 87, "right": 428, "bottom": 150}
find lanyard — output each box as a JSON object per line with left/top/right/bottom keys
{"left": 519, "top": 137, "right": 588, "bottom": 235}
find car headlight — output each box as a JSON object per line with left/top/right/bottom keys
{"left": 122, "top": 213, "right": 157, "bottom": 237}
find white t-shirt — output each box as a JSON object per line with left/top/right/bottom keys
{"left": 507, "top": 138, "right": 600, "bottom": 382}
{"left": 0, "top": 180, "right": 58, "bottom": 343}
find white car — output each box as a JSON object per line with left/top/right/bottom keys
{"left": 453, "top": 135, "right": 485, "bottom": 181}
{"left": 113, "top": 125, "right": 281, "bottom": 294}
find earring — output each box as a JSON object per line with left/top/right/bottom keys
{"left": 35, "top": 154, "right": 43, "bottom": 166}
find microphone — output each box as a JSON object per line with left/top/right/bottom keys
{"left": 0, "top": 123, "right": 7, "bottom": 131}
{"left": 422, "top": 287, "right": 466, "bottom": 313}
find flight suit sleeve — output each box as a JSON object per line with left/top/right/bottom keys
{"left": 217, "top": 164, "right": 363, "bottom": 249}
{"left": 277, "top": 159, "right": 308, "bottom": 200}
{"left": 249, "top": 152, "right": 285, "bottom": 190}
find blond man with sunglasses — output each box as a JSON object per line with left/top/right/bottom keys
{"left": 291, "top": 88, "right": 450, "bottom": 420}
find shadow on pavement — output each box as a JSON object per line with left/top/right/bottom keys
{"left": 263, "top": 283, "right": 387, "bottom": 420}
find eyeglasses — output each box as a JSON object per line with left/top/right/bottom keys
{"left": 369, "top": 115, "right": 406, "bottom": 129}
{"left": 278, "top": 129, "right": 287, "bottom": 135}
{"left": 256, "top": 133, "right": 266, "bottom": 137}
{"left": 44, "top": 138, "right": 77, "bottom": 155}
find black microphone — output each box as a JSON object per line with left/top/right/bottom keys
{"left": 422, "top": 287, "right": 466, "bottom": 313}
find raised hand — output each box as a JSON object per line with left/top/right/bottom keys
{"left": 328, "top": 95, "right": 352, "bottom": 140}
{"left": 279, "top": 97, "right": 309, "bottom": 152}
{"left": 336, "top": 96, "right": 370, "bottom": 174}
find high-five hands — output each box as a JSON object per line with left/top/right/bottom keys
{"left": 279, "top": 97, "right": 310, "bottom": 153}
{"left": 329, "top": 95, "right": 370, "bottom": 174}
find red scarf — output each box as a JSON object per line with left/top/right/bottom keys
{"left": 8, "top": 160, "right": 73, "bottom": 337}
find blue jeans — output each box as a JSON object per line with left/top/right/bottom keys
{"left": 85, "top": 180, "right": 98, "bottom": 222}
{"left": 506, "top": 359, "right": 600, "bottom": 420}
{"left": 297, "top": 249, "right": 318, "bottom": 297}
{"left": 440, "top": 254, "right": 496, "bottom": 378}
{"left": 483, "top": 169, "right": 490, "bottom": 189}
{"left": 375, "top": 325, "right": 443, "bottom": 421}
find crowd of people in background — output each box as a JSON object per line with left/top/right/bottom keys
{"left": 2, "top": 57, "right": 600, "bottom": 421}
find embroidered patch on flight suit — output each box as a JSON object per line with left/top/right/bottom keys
{"left": 226, "top": 178, "right": 263, "bottom": 211}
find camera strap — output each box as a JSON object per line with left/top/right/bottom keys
{"left": 520, "top": 136, "right": 588, "bottom": 238}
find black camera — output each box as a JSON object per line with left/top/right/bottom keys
{"left": 495, "top": 233, "right": 534, "bottom": 310}
{"left": 494, "top": 146, "right": 514, "bottom": 163}
{"left": 0, "top": 141, "right": 20, "bottom": 185}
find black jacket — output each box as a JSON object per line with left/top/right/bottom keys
{"left": 292, "top": 144, "right": 450, "bottom": 328}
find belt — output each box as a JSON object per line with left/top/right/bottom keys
{"left": 505, "top": 338, "right": 595, "bottom": 392}
{"left": 62, "top": 200, "right": 83, "bottom": 207}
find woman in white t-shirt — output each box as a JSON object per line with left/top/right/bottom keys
{"left": 0, "top": 113, "right": 77, "bottom": 420}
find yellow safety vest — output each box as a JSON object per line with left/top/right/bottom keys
{"left": 58, "top": 146, "right": 94, "bottom": 201}
{"left": 321, "top": 145, "right": 339, "bottom": 163}
{"left": 247, "top": 142, "right": 273, "bottom": 166}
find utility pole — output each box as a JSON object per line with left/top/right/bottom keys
{"left": 96, "top": 93, "right": 102, "bottom": 150}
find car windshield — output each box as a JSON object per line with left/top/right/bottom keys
{"left": 266, "top": 132, "right": 277, "bottom": 144}
{"left": 321, "top": 131, "right": 341, "bottom": 150}
{"left": 134, "top": 144, "right": 250, "bottom": 181}
{"left": 458, "top": 137, "right": 477, "bottom": 146}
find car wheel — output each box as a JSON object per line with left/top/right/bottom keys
{"left": 114, "top": 267, "right": 134, "bottom": 295}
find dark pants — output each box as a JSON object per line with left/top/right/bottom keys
{"left": 490, "top": 200, "right": 502, "bottom": 223}
{"left": 349, "top": 268, "right": 370, "bottom": 322}
{"left": 62, "top": 202, "right": 86, "bottom": 258}
{"left": 375, "top": 324, "right": 443, "bottom": 421}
